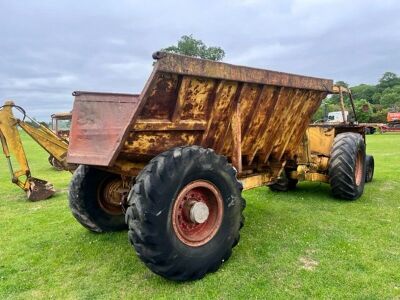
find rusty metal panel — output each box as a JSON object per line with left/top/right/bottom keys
{"left": 153, "top": 51, "right": 333, "bottom": 92}
{"left": 68, "top": 52, "right": 333, "bottom": 171}
{"left": 307, "top": 126, "right": 335, "bottom": 157}
{"left": 242, "top": 86, "right": 283, "bottom": 162}
{"left": 123, "top": 131, "right": 201, "bottom": 156}
{"left": 287, "top": 91, "right": 327, "bottom": 157}
{"left": 201, "top": 81, "right": 239, "bottom": 150}
{"left": 139, "top": 73, "right": 180, "bottom": 120}
{"left": 67, "top": 92, "right": 140, "bottom": 166}
{"left": 258, "top": 88, "right": 297, "bottom": 163}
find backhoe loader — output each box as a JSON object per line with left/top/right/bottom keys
{"left": 0, "top": 101, "right": 72, "bottom": 201}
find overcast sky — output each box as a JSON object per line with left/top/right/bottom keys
{"left": 1, "top": 0, "right": 400, "bottom": 120}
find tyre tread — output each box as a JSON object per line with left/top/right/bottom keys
{"left": 126, "top": 146, "right": 245, "bottom": 281}
{"left": 328, "top": 132, "right": 366, "bottom": 200}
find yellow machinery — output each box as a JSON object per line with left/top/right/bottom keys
{"left": 65, "top": 53, "right": 374, "bottom": 281}
{"left": 0, "top": 101, "right": 70, "bottom": 201}
{"left": 51, "top": 111, "right": 72, "bottom": 139}
{"left": 48, "top": 111, "right": 72, "bottom": 170}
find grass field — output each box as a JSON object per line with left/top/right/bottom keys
{"left": 0, "top": 133, "right": 399, "bottom": 299}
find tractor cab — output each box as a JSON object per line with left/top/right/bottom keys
{"left": 51, "top": 112, "right": 72, "bottom": 139}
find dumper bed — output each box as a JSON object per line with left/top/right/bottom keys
{"left": 68, "top": 52, "right": 332, "bottom": 180}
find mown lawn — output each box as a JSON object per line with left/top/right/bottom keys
{"left": 0, "top": 133, "right": 399, "bottom": 299}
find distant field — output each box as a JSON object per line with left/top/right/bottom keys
{"left": 0, "top": 133, "right": 399, "bottom": 299}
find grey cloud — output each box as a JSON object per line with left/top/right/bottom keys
{"left": 1, "top": 0, "right": 399, "bottom": 120}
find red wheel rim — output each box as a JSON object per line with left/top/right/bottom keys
{"left": 355, "top": 150, "right": 363, "bottom": 186}
{"left": 172, "top": 180, "right": 224, "bottom": 247}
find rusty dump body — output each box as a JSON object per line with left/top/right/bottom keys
{"left": 67, "top": 52, "right": 333, "bottom": 186}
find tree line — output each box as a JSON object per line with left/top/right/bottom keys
{"left": 313, "top": 72, "right": 400, "bottom": 123}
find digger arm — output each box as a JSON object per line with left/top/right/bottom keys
{"left": 18, "top": 115, "right": 70, "bottom": 170}
{"left": 0, "top": 100, "right": 69, "bottom": 200}
{"left": 0, "top": 102, "right": 32, "bottom": 191}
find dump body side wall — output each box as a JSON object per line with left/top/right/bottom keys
{"left": 120, "top": 74, "right": 328, "bottom": 173}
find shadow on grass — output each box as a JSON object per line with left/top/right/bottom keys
{"left": 265, "top": 181, "right": 368, "bottom": 203}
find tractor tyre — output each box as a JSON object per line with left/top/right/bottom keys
{"left": 68, "top": 165, "right": 127, "bottom": 232}
{"left": 329, "top": 132, "right": 366, "bottom": 200}
{"left": 125, "top": 146, "right": 245, "bottom": 281}
{"left": 269, "top": 170, "right": 298, "bottom": 192}
{"left": 365, "top": 155, "right": 374, "bottom": 183}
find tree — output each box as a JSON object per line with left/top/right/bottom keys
{"left": 313, "top": 72, "right": 400, "bottom": 123}
{"left": 335, "top": 80, "right": 349, "bottom": 88}
{"left": 326, "top": 81, "right": 350, "bottom": 106}
{"left": 369, "top": 109, "right": 388, "bottom": 123}
{"left": 351, "top": 84, "right": 377, "bottom": 104}
{"left": 162, "top": 35, "right": 225, "bottom": 61}
{"left": 371, "top": 92, "right": 382, "bottom": 104}
{"left": 354, "top": 99, "right": 372, "bottom": 122}
{"left": 380, "top": 85, "right": 400, "bottom": 109}
{"left": 377, "top": 72, "right": 400, "bottom": 91}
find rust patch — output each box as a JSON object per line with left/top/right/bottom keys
{"left": 123, "top": 131, "right": 201, "bottom": 155}
{"left": 175, "top": 76, "right": 216, "bottom": 121}
{"left": 139, "top": 72, "right": 179, "bottom": 120}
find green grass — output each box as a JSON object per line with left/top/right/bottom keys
{"left": 0, "top": 133, "right": 399, "bottom": 299}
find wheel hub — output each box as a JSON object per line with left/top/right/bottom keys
{"left": 172, "top": 180, "right": 223, "bottom": 247}
{"left": 189, "top": 201, "right": 209, "bottom": 224}
{"left": 97, "top": 178, "right": 126, "bottom": 215}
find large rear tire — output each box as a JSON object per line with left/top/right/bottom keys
{"left": 68, "top": 165, "right": 127, "bottom": 232}
{"left": 125, "top": 146, "right": 245, "bottom": 281}
{"left": 329, "top": 132, "right": 366, "bottom": 200}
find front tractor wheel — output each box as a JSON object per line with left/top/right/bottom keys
{"left": 68, "top": 165, "right": 128, "bottom": 232}
{"left": 329, "top": 132, "right": 366, "bottom": 200}
{"left": 125, "top": 146, "right": 245, "bottom": 281}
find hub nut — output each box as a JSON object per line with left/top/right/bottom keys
{"left": 189, "top": 202, "right": 209, "bottom": 224}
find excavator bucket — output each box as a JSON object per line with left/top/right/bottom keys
{"left": 26, "top": 177, "right": 56, "bottom": 201}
